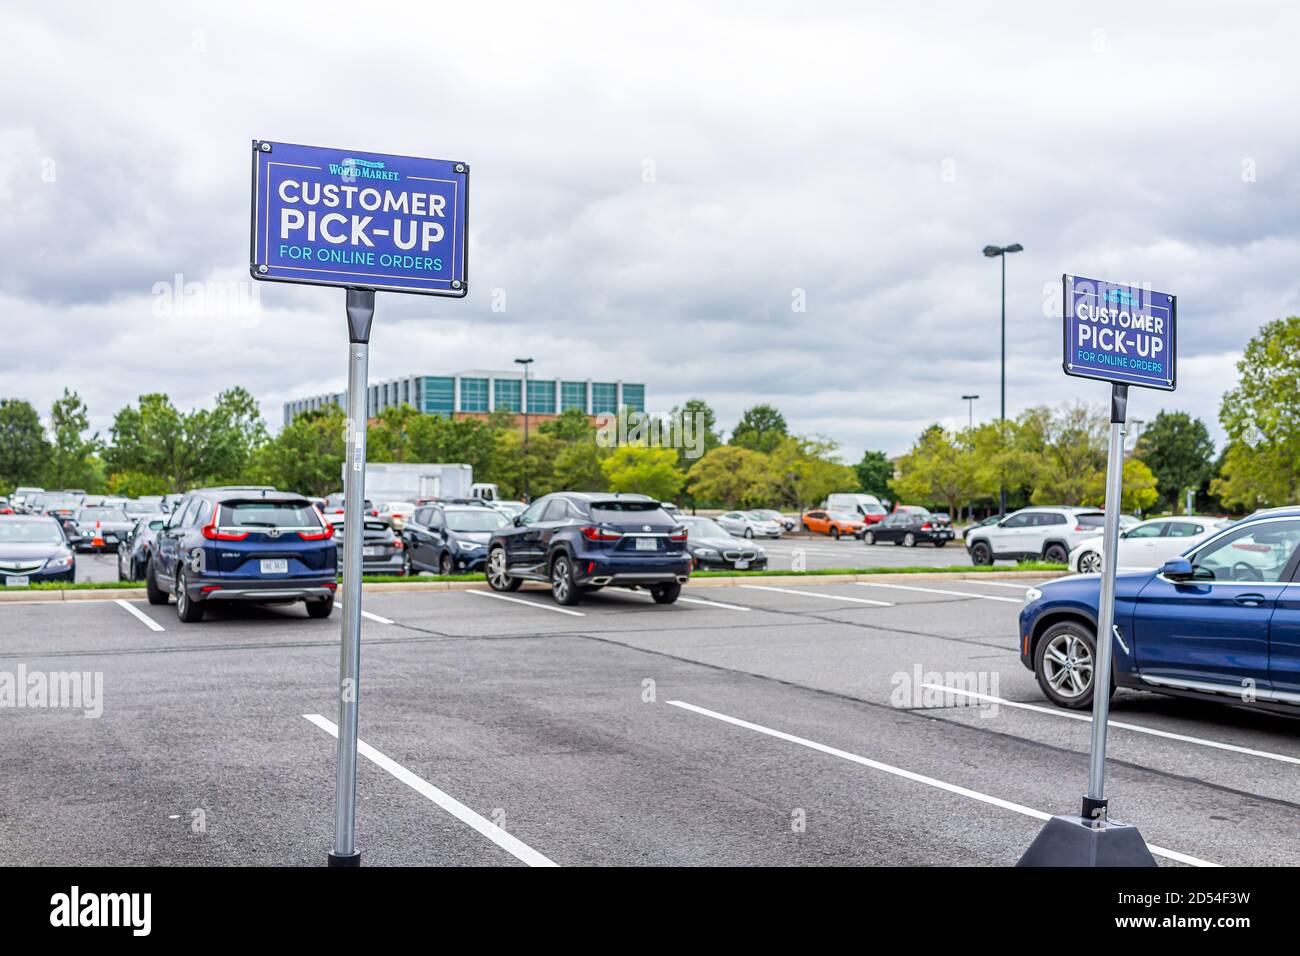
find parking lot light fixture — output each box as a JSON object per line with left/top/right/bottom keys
{"left": 961, "top": 394, "right": 980, "bottom": 430}
{"left": 981, "top": 243, "right": 1023, "bottom": 516}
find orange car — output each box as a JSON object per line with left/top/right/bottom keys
{"left": 801, "top": 509, "right": 865, "bottom": 539}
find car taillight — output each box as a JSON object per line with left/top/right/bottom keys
{"left": 921, "top": 522, "right": 931, "bottom": 530}
{"left": 669, "top": 527, "right": 688, "bottom": 541}
{"left": 580, "top": 526, "right": 623, "bottom": 541}
{"left": 202, "top": 511, "right": 250, "bottom": 541}
{"left": 298, "top": 524, "right": 333, "bottom": 541}
{"left": 392, "top": 538, "right": 404, "bottom": 550}
{"left": 1075, "top": 525, "right": 1085, "bottom": 532}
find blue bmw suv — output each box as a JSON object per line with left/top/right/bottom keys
{"left": 146, "top": 488, "right": 338, "bottom": 622}
{"left": 1019, "top": 508, "right": 1300, "bottom": 714}
{"left": 486, "top": 492, "right": 691, "bottom": 605}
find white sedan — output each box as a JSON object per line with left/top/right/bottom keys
{"left": 716, "top": 510, "right": 784, "bottom": 539}
{"left": 1067, "top": 516, "right": 1232, "bottom": 574}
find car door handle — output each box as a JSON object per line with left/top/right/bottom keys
{"left": 1233, "top": 593, "right": 1266, "bottom": 606}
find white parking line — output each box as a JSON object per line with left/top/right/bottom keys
{"left": 464, "top": 589, "right": 585, "bottom": 617}
{"left": 114, "top": 599, "right": 165, "bottom": 632}
{"left": 335, "top": 600, "right": 394, "bottom": 625}
{"left": 857, "top": 582, "right": 1022, "bottom": 603}
{"left": 919, "top": 684, "right": 1300, "bottom": 767}
{"left": 739, "top": 584, "right": 893, "bottom": 607}
{"left": 303, "top": 714, "right": 557, "bottom": 867}
{"left": 667, "top": 699, "right": 1216, "bottom": 867}
{"left": 676, "top": 596, "right": 751, "bottom": 611}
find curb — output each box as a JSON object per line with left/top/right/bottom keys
{"left": 0, "top": 569, "right": 1066, "bottom": 605}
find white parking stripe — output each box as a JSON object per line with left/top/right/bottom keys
{"left": 919, "top": 684, "right": 1300, "bottom": 767}
{"left": 303, "top": 714, "right": 557, "bottom": 867}
{"left": 114, "top": 599, "right": 164, "bottom": 632}
{"left": 676, "top": 596, "right": 751, "bottom": 611}
{"left": 857, "top": 582, "right": 1022, "bottom": 603}
{"left": 336, "top": 600, "right": 394, "bottom": 625}
{"left": 464, "top": 589, "right": 585, "bottom": 617}
{"left": 667, "top": 700, "right": 1217, "bottom": 868}
{"left": 739, "top": 584, "right": 893, "bottom": 607}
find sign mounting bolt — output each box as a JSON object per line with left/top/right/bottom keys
{"left": 259, "top": 142, "right": 271, "bottom": 153}
{"left": 455, "top": 163, "right": 466, "bottom": 173}
{"left": 257, "top": 264, "right": 268, "bottom": 274}
{"left": 451, "top": 280, "right": 462, "bottom": 290}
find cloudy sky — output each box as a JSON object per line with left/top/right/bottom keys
{"left": 3, "top": 1, "right": 1298, "bottom": 462}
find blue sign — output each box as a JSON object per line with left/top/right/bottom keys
{"left": 1062, "top": 274, "right": 1176, "bottom": 391}
{"left": 250, "top": 140, "right": 468, "bottom": 297}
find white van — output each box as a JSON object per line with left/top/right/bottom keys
{"left": 823, "top": 493, "right": 888, "bottom": 524}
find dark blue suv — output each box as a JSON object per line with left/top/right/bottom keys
{"left": 147, "top": 488, "right": 338, "bottom": 622}
{"left": 1019, "top": 508, "right": 1300, "bottom": 714}
{"left": 486, "top": 492, "right": 691, "bottom": 605}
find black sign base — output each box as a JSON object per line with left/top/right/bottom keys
{"left": 1017, "top": 815, "right": 1157, "bottom": 867}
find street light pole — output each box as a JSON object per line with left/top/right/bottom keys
{"left": 961, "top": 394, "right": 980, "bottom": 431}
{"left": 514, "top": 357, "right": 534, "bottom": 502}
{"left": 982, "top": 243, "right": 1023, "bottom": 517}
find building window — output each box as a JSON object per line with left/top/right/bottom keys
{"left": 621, "top": 383, "right": 645, "bottom": 412}
{"left": 423, "top": 377, "right": 454, "bottom": 416}
{"left": 494, "top": 377, "right": 522, "bottom": 412}
{"left": 459, "top": 377, "right": 489, "bottom": 412}
{"left": 527, "top": 379, "right": 555, "bottom": 413}
{"left": 591, "top": 382, "right": 618, "bottom": 415}
{"left": 401, "top": 380, "right": 410, "bottom": 405}
{"left": 560, "top": 381, "right": 587, "bottom": 412}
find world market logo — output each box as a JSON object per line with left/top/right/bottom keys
{"left": 330, "top": 157, "right": 401, "bottom": 183}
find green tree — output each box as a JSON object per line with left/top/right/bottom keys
{"left": 890, "top": 425, "right": 978, "bottom": 518}
{"left": 538, "top": 407, "right": 596, "bottom": 443}
{"left": 249, "top": 406, "right": 346, "bottom": 497}
{"left": 0, "top": 399, "right": 52, "bottom": 492}
{"left": 601, "top": 446, "right": 685, "bottom": 501}
{"left": 686, "top": 446, "right": 775, "bottom": 508}
{"left": 552, "top": 439, "right": 609, "bottom": 492}
{"left": 1212, "top": 316, "right": 1300, "bottom": 509}
{"left": 665, "top": 399, "right": 722, "bottom": 468}
{"left": 770, "top": 435, "right": 856, "bottom": 512}
{"left": 368, "top": 404, "right": 421, "bottom": 463}
{"left": 492, "top": 430, "right": 562, "bottom": 499}
{"left": 1134, "top": 411, "right": 1214, "bottom": 512}
{"left": 45, "top": 389, "right": 103, "bottom": 491}
{"left": 730, "top": 404, "right": 788, "bottom": 454}
{"left": 853, "top": 449, "right": 893, "bottom": 500}
{"left": 1018, "top": 404, "right": 1108, "bottom": 506}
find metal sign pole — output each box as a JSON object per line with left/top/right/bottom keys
{"left": 328, "top": 288, "right": 375, "bottom": 867}
{"left": 1083, "top": 383, "right": 1126, "bottom": 821}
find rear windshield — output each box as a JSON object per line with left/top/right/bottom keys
{"left": 446, "top": 510, "right": 509, "bottom": 532}
{"left": 591, "top": 502, "right": 673, "bottom": 523}
{"left": 219, "top": 501, "right": 321, "bottom": 528}
{"left": 78, "top": 508, "right": 128, "bottom": 522}
{"left": 0, "top": 521, "right": 65, "bottom": 544}
{"left": 1076, "top": 514, "right": 1106, "bottom": 528}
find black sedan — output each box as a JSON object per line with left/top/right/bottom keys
{"left": 863, "top": 509, "right": 954, "bottom": 547}
{"left": 66, "top": 506, "right": 137, "bottom": 552}
{"left": 678, "top": 515, "right": 769, "bottom": 571}
{"left": 403, "top": 503, "right": 510, "bottom": 576}
{"left": 0, "top": 515, "right": 76, "bottom": 585}
{"left": 332, "top": 514, "right": 406, "bottom": 576}
{"left": 117, "top": 513, "right": 168, "bottom": 582}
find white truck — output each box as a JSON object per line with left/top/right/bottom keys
{"left": 344, "top": 462, "right": 475, "bottom": 504}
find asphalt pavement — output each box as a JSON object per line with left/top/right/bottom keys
{"left": 2, "top": 576, "right": 1296, "bottom": 867}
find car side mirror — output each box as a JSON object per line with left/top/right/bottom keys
{"left": 513, "top": 515, "right": 524, "bottom": 527}
{"left": 1161, "top": 558, "right": 1194, "bottom": 581}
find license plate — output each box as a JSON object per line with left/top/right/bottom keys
{"left": 635, "top": 537, "right": 657, "bottom": 551}
{"left": 735, "top": 560, "right": 749, "bottom": 570}
{"left": 362, "top": 546, "right": 379, "bottom": 557}
{"left": 3, "top": 575, "right": 30, "bottom": 587}
{"left": 260, "top": 559, "right": 288, "bottom": 574}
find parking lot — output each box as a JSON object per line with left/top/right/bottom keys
{"left": 2, "top": 576, "right": 1296, "bottom": 867}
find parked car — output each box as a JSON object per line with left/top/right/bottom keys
{"left": 801, "top": 509, "right": 865, "bottom": 539}
{"left": 1068, "top": 516, "right": 1233, "bottom": 574}
{"left": 38, "top": 494, "right": 83, "bottom": 526}
{"left": 147, "top": 489, "right": 337, "bottom": 622}
{"left": 403, "top": 503, "right": 510, "bottom": 575}
{"left": 122, "top": 498, "right": 158, "bottom": 517}
{"left": 824, "top": 493, "right": 888, "bottom": 525}
{"left": 716, "top": 510, "right": 783, "bottom": 539}
{"left": 678, "top": 515, "right": 768, "bottom": 571}
{"left": 0, "top": 515, "right": 76, "bottom": 585}
{"left": 10, "top": 486, "right": 44, "bottom": 513}
{"left": 965, "top": 506, "right": 1106, "bottom": 565}
{"left": 161, "top": 493, "right": 184, "bottom": 513}
{"left": 331, "top": 513, "right": 406, "bottom": 576}
{"left": 66, "top": 506, "right": 137, "bottom": 552}
{"left": 486, "top": 492, "right": 691, "bottom": 606}
{"left": 864, "top": 509, "right": 954, "bottom": 547}
{"left": 375, "top": 501, "right": 417, "bottom": 529}
{"left": 962, "top": 515, "right": 1001, "bottom": 540}
{"left": 752, "top": 508, "right": 796, "bottom": 532}
{"left": 489, "top": 500, "right": 527, "bottom": 518}
{"left": 1020, "top": 509, "right": 1300, "bottom": 713}
{"left": 0, "top": 497, "right": 11, "bottom": 515}
{"left": 321, "top": 493, "right": 374, "bottom": 517}
{"left": 117, "top": 514, "right": 168, "bottom": 581}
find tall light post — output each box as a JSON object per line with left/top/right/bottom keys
{"left": 514, "top": 357, "right": 534, "bottom": 501}
{"left": 961, "top": 394, "right": 980, "bottom": 431}
{"left": 982, "top": 242, "right": 1023, "bottom": 517}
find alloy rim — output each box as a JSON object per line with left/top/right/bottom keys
{"left": 1043, "top": 632, "right": 1093, "bottom": 698}
{"left": 488, "top": 549, "right": 509, "bottom": 589}
{"left": 552, "top": 559, "right": 570, "bottom": 601}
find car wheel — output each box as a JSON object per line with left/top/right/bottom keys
{"left": 864, "top": 531, "right": 876, "bottom": 546}
{"left": 486, "top": 546, "right": 521, "bottom": 592}
{"left": 402, "top": 549, "right": 413, "bottom": 576}
{"left": 1078, "top": 550, "right": 1101, "bottom": 574}
{"left": 439, "top": 552, "right": 454, "bottom": 576}
{"left": 1044, "top": 543, "right": 1069, "bottom": 564}
{"left": 903, "top": 532, "right": 917, "bottom": 548}
{"left": 651, "top": 582, "right": 681, "bottom": 604}
{"left": 117, "top": 551, "right": 127, "bottom": 581}
{"left": 306, "top": 596, "right": 335, "bottom": 619}
{"left": 970, "top": 541, "right": 993, "bottom": 566}
{"left": 802, "top": 522, "right": 811, "bottom": 532}
{"left": 744, "top": 528, "right": 754, "bottom": 539}
{"left": 934, "top": 540, "right": 947, "bottom": 548}
{"left": 1034, "top": 621, "right": 1113, "bottom": 710}
{"left": 550, "top": 554, "right": 580, "bottom": 606}
{"left": 830, "top": 526, "right": 840, "bottom": 540}
{"left": 145, "top": 560, "right": 169, "bottom": 605}
{"left": 175, "top": 569, "right": 204, "bottom": 623}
